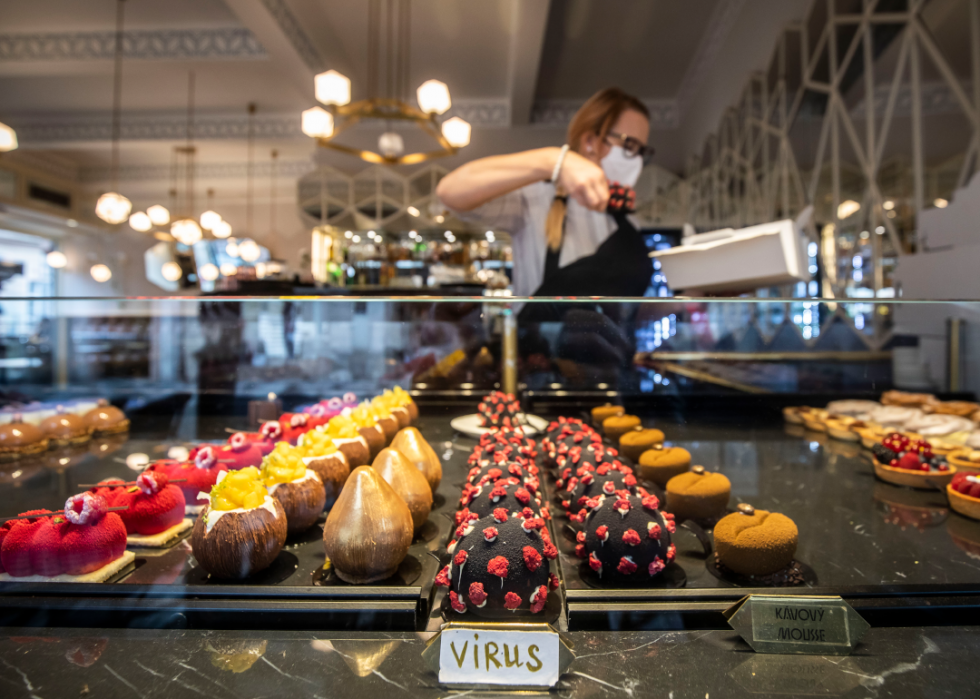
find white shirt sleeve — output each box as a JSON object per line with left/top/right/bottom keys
{"left": 442, "top": 187, "right": 528, "bottom": 235}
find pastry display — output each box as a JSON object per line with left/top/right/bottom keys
{"left": 91, "top": 472, "right": 189, "bottom": 544}
{"left": 0, "top": 493, "right": 132, "bottom": 581}
{"left": 948, "top": 473, "right": 980, "bottom": 520}
{"left": 82, "top": 400, "right": 130, "bottom": 435}
{"left": 390, "top": 427, "right": 442, "bottom": 493}
{"left": 39, "top": 407, "right": 91, "bottom": 446}
{"left": 477, "top": 391, "right": 523, "bottom": 429}
{"left": 190, "top": 468, "right": 288, "bottom": 579}
{"left": 260, "top": 452, "right": 326, "bottom": 536}
{"left": 871, "top": 433, "right": 956, "bottom": 490}
{"left": 714, "top": 504, "right": 798, "bottom": 576}
{"left": 576, "top": 493, "right": 676, "bottom": 585}
{"left": 665, "top": 465, "right": 731, "bottom": 521}
{"left": 619, "top": 427, "right": 665, "bottom": 462}
{"left": 322, "top": 466, "right": 413, "bottom": 583}
{"left": 881, "top": 390, "right": 937, "bottom": 408}
{"left": 147, "top": 449, "right": 229, "bottom": 514}
{"left": 825, "top": 400, "right": 880, "bottom": 416}
{"left": 0, "top": 414, "right": 49, "bottom": 461}
{"left": 591, "top": 403, "right": 624, "bottom": 427}
{"left": 436, "top": 508, "right": 557, "bottom": 616}
{"left": 371, "top": 448, "right": 432, "bottom": 533}
{"left": 638, "top": 446, "right": 692, "bottom": 487}
{"left": 602, "top": 414, "right": 641, "bottom": 441}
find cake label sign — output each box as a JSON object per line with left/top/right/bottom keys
{"left": 437, "top": 627, "right": 560, "bottom": 687}
{"left": 725, "top": 595, "right": 870, "bottom": 655}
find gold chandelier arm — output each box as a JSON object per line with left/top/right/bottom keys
{"left": 317, "top": 140, "right": 457, "bottom": 165}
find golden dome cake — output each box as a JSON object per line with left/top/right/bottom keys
{"left": 40, "top": 407, "right": 91, "bottom": 447}
{"left": 619, "top": 427, "right": 665, "bottom": 462}
{"left": 602, "top": 414, "right": 641, "bottom": 441}
{"left": 0, "top": 415, "right": 49, "bottom": 461}
{"left": 665, "top": 465, "right": 731, "bottom": 520}
{"left": 714, "top": 504, "right": 798, "bottom": 576}
{"left": 591, "top": 404, "right": 624, "bottom": 428}
{"left": 638, "top": 445, "right": 691, "bottom": 487}
{"left": 82, "top": 400, "right": 130, "bottom": 435}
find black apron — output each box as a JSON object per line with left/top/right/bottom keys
{"left": 518, "top": 210, "right": 653, "bottom": 323}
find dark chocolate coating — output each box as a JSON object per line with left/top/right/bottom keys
{"left": 460, "top": 479, "right": 542, "bottom": 520}
{"left": 563, "top": 467, "right": 636, "bottom": 512}
{"left": 447, "top": 514, "right": 550, "bottom": 616}
{"left": 477, "top": 392, "right": 522, "bottom": 429}
{"left": 583, "top": 494, "right": 674, "bottom": 585}
{"left": 466, "top": 459, "right": 531, "bottom": 487}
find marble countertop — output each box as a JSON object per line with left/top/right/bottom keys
{"left": 0, "top": 625, "right": 974, "bottom": 698}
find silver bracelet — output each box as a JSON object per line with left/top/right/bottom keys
{"left": 550, "top": 144, "right": 570, "bottom": 183}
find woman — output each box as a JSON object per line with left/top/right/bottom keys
{"left": 436, "top": 87, "right": 655, "bottom": 301}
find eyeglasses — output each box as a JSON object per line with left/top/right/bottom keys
{"left": 606, "top": 131, "right": 655, "bottom": 165}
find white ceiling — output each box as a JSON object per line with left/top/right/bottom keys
{"left": 0, "top": 0, "right": 806, "bottom": 178}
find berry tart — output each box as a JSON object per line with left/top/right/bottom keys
{"left": 576, "top": 493, "right": 676, "bottom": 585}
{"left": 436, "top": 509, "right": 558, "bottom": 617}
{"left": 947, "top": 448, "right": 980, "bottom": 471}
{"left": 477, "top": 391, "right": 523, "bottom": 429}
{"left": 260, "top": 451, "right": 326, "bottom": 536}
{"left": 948, "top": 473, "right": 980, "bottom": 521}
{"left": 190, "top": 467, "right": 288, "bottom": 579}
{"left": 871, "top": 433, "right": 956, "bottom": 490}
{"left": 0, "top": 493, "right": 133, "bottom": 582}
{"left": 92, "top": 472, "right": 190, "bottom": 546}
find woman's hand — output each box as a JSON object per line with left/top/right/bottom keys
{"left": 558, "top": 151, "right": 609, "bottom": 212}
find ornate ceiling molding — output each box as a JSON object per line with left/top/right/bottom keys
{"left": 79, "top": 159, "right": 317, "bottom": 184}
{"left": 675, "top": 0, "right": 747, "bottom": 118}
{"left": 0, "top": 28, "right": 266, "bottom": 62}
{"left": 258, "top": 0, "right": 324, "bottom": 72}
{"left": 530, "top": 99, "right": 679, "bottom": 129}
{"left": 10, "top": 100, "right": 514, "bottom": 145}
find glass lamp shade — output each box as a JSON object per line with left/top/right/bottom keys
{"left": 161, "top": 261, "right": 182, "bottom": 282}
{"left": 171, "top": 219, "right": 203, "bottom": 246}
{"left": 225, "top": 241, "right": 240, "bottom": 258}
{"left": 441, "top": 117, "right": 471, "bottom": 148}
{"left": 129, "top": 211, "right": 153, "bottom": 232}
{"left": 212, "top": 219, "right": 232, "bottom": 239}
{"left": 315, "top": 70, "right": 351, "bottom": 106}
{"left": 302, "top": 106, "right": 334, "bottom": 139}
{"left": 238, "top": 239, "right": 261, "bottom": 263}
{"left": 219, "top": 263, "right": 238, "bottom": 276}
{"left": 200, "top": 210, "right": 222, "bottom": 230}
{"left": 146, "top": 204, "right": 170, "bottom": 226}
{"left": 0, "top": 121, "right": 18, "bottom": 152}
{"left": 417, "top": 79, "right": 451, "bottom": 115}
{"left": 837, "top": 200, "right": 860, "bottom": 219}
{"left": 379, "top": 132, "right": 405, "bottom": 158}
{"left": 90, "top": 264, "right": 112, "bottom": 283}
{"left": 95, "top": 192, "right": 133, "bottom": 224}
{"left": 46, "top": 251, "right": 67, "bottom": 269}
{"left": 199, "top": 263, "right": 219, "bottom": 281}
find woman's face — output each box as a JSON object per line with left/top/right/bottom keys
{"left": 581, "top": 109, "right": 650, "bottom": 165}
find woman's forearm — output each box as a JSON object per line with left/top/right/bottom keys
{"left": 436, "top": 147, "right": 560, "bottom": 212}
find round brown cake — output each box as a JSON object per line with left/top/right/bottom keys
{"left": 665, "top": 465, "right": 730, "bottom": 520}
{"left": 591, "top": 404, "right": 624, "bottom": 428}
{"left": 619, "top": 427, "right": 665, "bottom": 462}
{"left": 602, "top": 415, "right": 641, "bottom": 441}
{"left": 713, "top": 505, "right": 798, "bottom": 576}
{"left": 637, "top": 446, "right": 691, "bottom": 487}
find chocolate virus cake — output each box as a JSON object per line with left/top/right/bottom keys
{"left": 561, "top": 462, "right": 638, "bottom": 518}
{"left": 477, "top": 391, "right": 523, "bottom": 429}
{"left": 577, "top": 493, "right": 676, "bottom": 585}
{"left": 437, "top": 509, "right": 558, "bottom": 616}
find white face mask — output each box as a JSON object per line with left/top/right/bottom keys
{"left": 600, "top": 145, "right": 643, "bottom": 188}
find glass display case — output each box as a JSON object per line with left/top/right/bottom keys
{"left": 0, "top": 295, "right": 978, "bottom": 639}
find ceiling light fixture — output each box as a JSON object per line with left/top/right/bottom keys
{"left": 303, "top": 0, "right": 469, "bottom": 165}
{"left": 95, "top": 0, "right": 132, "bottom": 224}
{"left": 170, "top": 71, "right": 204, "bottom": 246}
{"left": 128, "top": 211, "right": 152, "bottom": 232}
{"left": 147, "top": 204, "right": 170, "bottom": 226}
{"left": 837, "top": 200, "right": 860, "bottom": 220}
{"left": 90, "top": 264, "right": 112, "bottom": 283}
{"left": 0, "top": 121, "right": 18, "bottom": 152}
{"left": 219, "top": 263, "right": 238, "bottom": 276}
{"left": 198, "top": 263, "right": 219, "bottom": 281}
{"left": 161, "top": 261, "right": 183, "bottom": 282}
{"left": 46, "top": 251, "right": 67, "bottom": 269}
{"left": 212, "top": 219, "right": 232, "bottom": 239}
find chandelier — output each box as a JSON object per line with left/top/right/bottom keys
{"left": 95, "top": 0, "right": 132, "bottom": 224}
{"left": 301, "top": 0, "right": 470, "bottom": 165}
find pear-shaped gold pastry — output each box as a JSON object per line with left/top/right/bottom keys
{"left": 322, "top": 466, "right": 413, "bottom": 583}
{"left": 372, "top": 448, "right": 432, "bottom": 533}
{"left": 390, "top": 427, "right": 442, "bottom": 493}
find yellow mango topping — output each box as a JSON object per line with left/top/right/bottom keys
{"left": 324, "top": 414, "right": 361, "bottom": 439}
{"left": 391, "top": 385, "right": 412, "bottom": 407}
{"left": 369, "top": 395, "right": 394, "bottom": 418}
{"left": 260, "top": 450, "right": 305, "bottom": 486}
{"left": 349, "top": 402, "right": 380, "bottom": 428}
{"left": 210, "top": 467, "right": 268, "bottom": 511}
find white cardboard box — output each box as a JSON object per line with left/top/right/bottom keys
{"left": 652, "top": 214, "right": 811, "bottom": 294}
